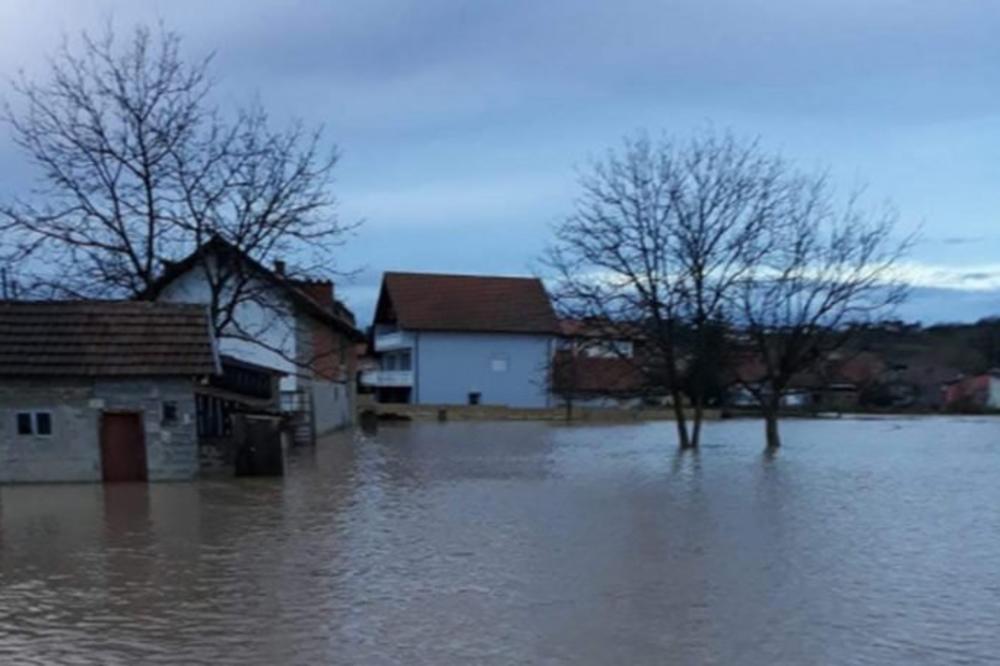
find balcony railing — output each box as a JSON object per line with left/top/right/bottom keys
{"left": 373, "top": 330, "right": 413, "bottom": 352}
{"left": 360, "top": 370, "right": 414, "bottom": 387}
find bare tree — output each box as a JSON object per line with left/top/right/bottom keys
{"left": 2, "top": 25, "right": 211, "bottom": 296}
{"left": 1, "top": 23, "right": 353, "bottom": 367}
{"left": 545, "top": 131, "right": 787, "bottom": 449}
{"left": 734, "top": 181, "right": 910, "bottom": 451}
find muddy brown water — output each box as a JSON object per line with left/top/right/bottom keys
{"left": 2, "top": 417, "right": 999, "bottom": 665}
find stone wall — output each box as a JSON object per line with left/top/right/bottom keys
{"left": 0, "top": 377, "right": 199, "bottom": 483}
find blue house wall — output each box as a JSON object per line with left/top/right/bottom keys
{"left": 414, "top": 331, "right": 552, "bottom": 407}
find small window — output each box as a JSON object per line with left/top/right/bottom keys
{"left": 162, "top": 401, "right": 178, "bottom": 425}
{"left": 16, "top": 412, "right": 32, "bottom": 435}
{"left": 468, "top": 392, "right": 481, "bottom": 405}
{"left": 35, "top": 412, "right": 52, "bottom": 436}
{"left": 16, "top": 412, "right": 52, "bottom": 436}
{"left": 491, "top": 355, "right": 509, "bottom": 373}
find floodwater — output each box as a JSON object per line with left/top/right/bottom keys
{"left": 2, "top": 418, "right": 1000, "bottom": 665}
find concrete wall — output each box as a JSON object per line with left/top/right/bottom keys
{"left": 312, "top": 380, "right": 355, "bottom": 435}
{"left": 414, "top": 332, "right": 553, "bottom": 408}
{"left": 0, "top": 377, "right": 199, "bottom": 483}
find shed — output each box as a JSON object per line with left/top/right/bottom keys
{"left": 0, "top": 301, "right": 218, "bottom": 483}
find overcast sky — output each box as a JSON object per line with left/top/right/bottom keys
{"left": 2, "top": 0, "right": 1000, "bottom": 324}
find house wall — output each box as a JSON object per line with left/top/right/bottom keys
{"left": 414, "top": 332, "right": 553, "bottom": 407}
{"left": 155, "top": 262, "right": 359, "bottom": 440}
{"left": 308, "top": 313, "right": 357, "bottom": 435}
{"left": 987, "top": 377, "right": 1000, "bottom": 409}
{"left": 312, "top": 380, "right": 355, "bottom": 434}
{"left": 155, "top": 265, "right": 299, "bottom": 392}
{"left": 0, "top": 377, "right": 198, "bottom": 483}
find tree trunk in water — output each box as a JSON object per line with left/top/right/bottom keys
{"left": 662, "top": 331, "right": 692, "bottom": 449}
{"left": 764, "top": 408, "right": 781, "bottom": 450}
{"left": 670, "top": 390, "right": 692, "bottom": 449}
{"left": 690, "top": 394, "right": 704, "bottom": 449}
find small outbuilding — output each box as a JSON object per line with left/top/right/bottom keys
{"left": 0, "top": 301, "right": 219, "bottom": 483}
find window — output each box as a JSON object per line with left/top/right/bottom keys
{"left": 16, "top": 412, "right": 32, "bottom": 435}
{"left": 584, "top": 340, "right": 634, "bottom": 359}
{"left": 491, "top": 355, "right": 509, "bottom": 373}
{"left": 16, "top": 411, "right": 52, "bottom": 436}
{"left": 399, "top": 351, "right": 412, "bottom": 371}
{"left": 196, "top": 395, "right": 230, "bottom": 438}
{"left": 162, "top": 401, "right": 178, "bottom": 425}
{"left": 35, "top": 412, "right": 52, "bottom": 436}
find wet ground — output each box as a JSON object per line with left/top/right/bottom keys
{"left": 2, "top": 417, "right": 1000, "bottom": 665}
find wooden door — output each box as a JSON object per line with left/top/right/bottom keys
{"left": 100, "top": 413, "right": 148, "bottom": 482}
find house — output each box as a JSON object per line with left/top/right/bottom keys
{"left": 363, "top": 272, "right": 559, "bottom": 407}
{"left": 552, "top": 319, "right": 649, "bottom": 408}
{"left": 943, "top": 371, "right": 1000, "bottom": 411}
{"left": 724, "top": 351, "right": 886, "bottom": 412}
{"left": 144, "top": 237, "right": 364, "bottom": 445}
{"left": 0, "top": 301, "right": 218, "bottom": 483}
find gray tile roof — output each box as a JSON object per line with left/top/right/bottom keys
{"left": 0, "top": 301, "right": 218, "bottom": 377}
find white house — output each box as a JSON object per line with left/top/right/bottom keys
{"left": 363, "top": 272, "right": 559, "bottom": 407}
{"left": 145, "top": 238, "right": 363, "bottom": 444}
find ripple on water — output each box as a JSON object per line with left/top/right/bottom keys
{"left": 1, "top": 418, "right": 1000, "bottom": 664}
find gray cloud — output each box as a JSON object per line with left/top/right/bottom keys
{"left": 3, "top": 1, "right": 1000, "bottom": 322}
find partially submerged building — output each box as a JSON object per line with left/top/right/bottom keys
{"left": 363, "top": 272, "right": 559, "bottom": 407}
{"left": 145, "top": 237, "right": 364, "bottom": 444}
{"left": 0, "top": 301, "right": 218, "bottom": 483}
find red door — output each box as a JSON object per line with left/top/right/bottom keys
{"left": 100, "top": 413, "right": 148, "bottom": 482}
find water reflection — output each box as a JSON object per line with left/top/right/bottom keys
{"left": 1, "top": 418, "right": 1000, "bottom": 664}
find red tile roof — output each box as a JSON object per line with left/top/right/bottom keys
{"left": 380, "top": 272, "right": 559, "bottom": 334}
{"left": 0, "top": 301, "right": 218, "bottom": 377}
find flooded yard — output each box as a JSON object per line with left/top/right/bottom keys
{"left": 2, "top": 417, "right": 1000, "bottom": 664}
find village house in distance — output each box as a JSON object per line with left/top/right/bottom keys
{"left": 363, "top": 272, "right": 559, "bottom": 407}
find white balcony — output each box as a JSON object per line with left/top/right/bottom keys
{"left": 361, "top": 370, "right": 414, "bottom": 387}
{"left": 373, "top": 330, "right": 414, "bottom": 352}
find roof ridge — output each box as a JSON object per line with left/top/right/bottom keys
{"left": 384, "top": 271, "right": 543, "bottom": 282}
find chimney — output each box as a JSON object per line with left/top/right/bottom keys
{"left": 273, "top": 260, "right": 286, "bottom": 276}
{"left": 299, "top": 280, "right": 335, "bottom": 308}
